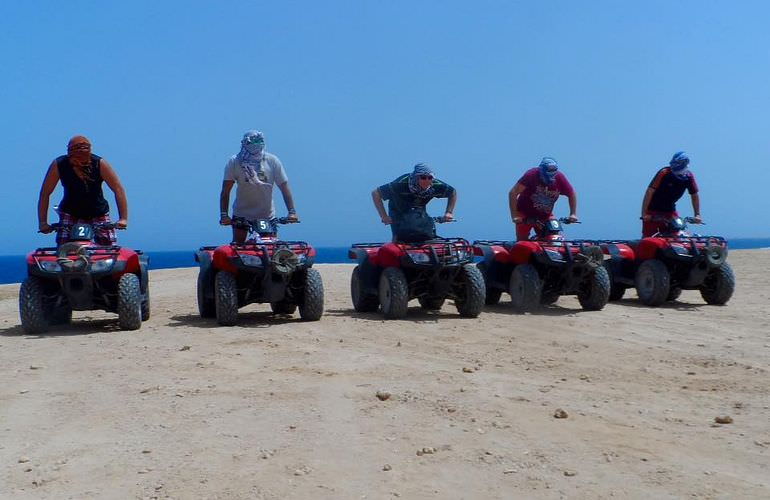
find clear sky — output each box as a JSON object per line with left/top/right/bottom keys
{"left": 2, "top": 1, "right": 768, "bottom": 253}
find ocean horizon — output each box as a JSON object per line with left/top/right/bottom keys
{"left": 1, "top": 239, "right": 769, "bottom": 285}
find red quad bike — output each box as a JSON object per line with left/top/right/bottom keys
{"left": 473, "top": 217, "right": 610, "bottom": 312}
{"left": 348, "top": 217, "right": 485, "bottom": 319}
{"left": 598, "top": 216, "right": 734, "bottom": 306}
{"left": 195, "top": 217, "right": 324, "bottom": 326}
{"left": 19, "top": 222, "right": 150, "bottom": 334}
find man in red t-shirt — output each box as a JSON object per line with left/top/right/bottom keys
{"left": 508, "top": 157, "right": 578, "bottom": 241}
{"left": 641, "top": 151, "right": 700, "bottom": 237}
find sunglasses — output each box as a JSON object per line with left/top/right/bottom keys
{"left": 419, "top": 175, "right": 434, "bottom": 181}
{"left": 245, "top": 136, "right": 264, "bottom": 146}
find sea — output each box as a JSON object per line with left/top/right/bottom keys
{"left": 1, "top": 239, "right": 769, "bottom": 285}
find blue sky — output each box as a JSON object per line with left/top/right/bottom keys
{"left": 1, "top": 1, "right": 768, "bottom": 253}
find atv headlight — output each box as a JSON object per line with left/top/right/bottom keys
{"left": 671, "top": 245, "right": 690, "bottom": 256}
{"left": 545, "top": 249, "right": 563, "bottom": 261}
{"left": 407, "top": 251, "right": 431, "bottom": 264}
{"left": 90, "top": 258, "right": 115, "bottom": 272}
{"left": 239, "top": 254, "right": 263, "bottom": 267}
{"left": 38, "top": 260, "right": 61, "bottom": 272}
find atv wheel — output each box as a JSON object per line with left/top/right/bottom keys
{"left": 509, "top": 264, "right": 542, "bottom": 312}
{"left": 540, "top": 291, "right": 560, "bottom": 305}
{"left": 141, "top": 288, "right": 151, "bottom": 321}
{"left": 271, "top": 300, "right": 297, "bottom": 315}
{"left": 19, "top": 276, "right": 50, "bottom": 334}
{"left": 455, "top": 264, "right": 485, "bottom": 318}
{"left": 379, "top": 267, "right": 409, "bottom": 319}
{"left": 635, "top": 259, "right": 670, "bottom": 306}
{"left": 700, "top": 262, "right": 735, "bottom": 305}
{"left": 117, "top": 273, "right": 143, "bottom": 330}
{"left": 604, "top": 262, "right": 626, "bottom": 301}
{"left": 418, "top": 296, "right": 445, "bottom": 310}
{"left": 299, "top": 268, "right": 324, "bottom": 321}
{"left": 477, "top": 262, "right": 502, "bottom": 305}
{"left": 577, "top": 266, "right": 611, "bottom": 311}
{"left": 351, "top": 265, "right": 379, "bottom": 312}
{"left": 215, "top": 271, "right": 239, "bottom": 326}
{"left": 197, "top": 272, "right": 216, "bottom": 318}
{"left": 667, "top": 286, "right": 682, "bottom": 302}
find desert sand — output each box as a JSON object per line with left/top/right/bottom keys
{"left": 0, "top": 250, "right": 768, "bottom": 499}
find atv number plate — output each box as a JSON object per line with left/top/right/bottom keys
{"left": 71, "top": 223, "right": 94, "bottom": 241}
{"left": 252, "top": 219, "right": 275, "bottom": 234}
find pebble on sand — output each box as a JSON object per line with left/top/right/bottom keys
{"left": 715, "top": 415, "right": 733, "bottom": 424}
{"left": 382, "top": 464, "right": 392, "bottom": 471}
{"left": 376, "top": 390, "right": 392, "bottom": 401}
{"left": 554, "top": 409, "right": 568, "bottom": 419}
{"left": 462, "top": 367, "right": 475, "bottom": 373}
{"left": 564, "top": 470, "right": 577, "bottom": 477}
{"left": 18, "top": 456, "right": 30, "bottom": 463}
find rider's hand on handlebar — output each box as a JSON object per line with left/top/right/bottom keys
{"left": 512, "top": 216, "right": 523, "bottom": 224}
{"left": 38, "top": 222, "right": 53, "bottom": 234}
{"left": 219, "top": 215, "right": 232, "bottom": 226}
{"left": 116, "top": 219, "right": 128, "bottom": 229}
{"left": 286, "top": 212, "right": 300, "bottom": 222}
{"left": 443, "top": 212, "right": 454, "bottom": 222}
{"left": 692, "top": 214, "right": 703, "bottom": 224}
{"left": 381, "top": 215, "right": 393, "bottom": 225}
{"left": 567, "top": 214, "right": 579, "bottom": 223}
{"left": 641, "top": 214, "right": 652, "bottom": 222}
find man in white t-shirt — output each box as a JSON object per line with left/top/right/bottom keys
{"left": 219, "top": 130, "right": 299, "bottom": 243}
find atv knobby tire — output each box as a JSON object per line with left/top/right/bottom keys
{"left": 197, "top": 272, "right": 216, "bottom": 318}
{"left": 477, "top": 262, "right": 502, "bottom": 305}
{"left": 454, "top": 264, "right": 485, "bottom": 318}
{"left": 379, "top": 267, "right": 409, "bottom": 319}
{"left": 117, "top": 273, "right": 143, "bottom": 330}
{"left": 271, "top": 299, "right": 297, "bottom": 315}
{"left": 700, "top": 262, "right": 735, "bottom": 305}
{"left": 509, "top": 264, "right": 542, "bottom": 312}
{"left": 141, "top": 288, "right": 151, "bottom": 321}
{"left": 19, "top": 276, "right": 49, "bottom": 334}
{"left": 667, "top": 286, "right": 682, "bottom": 302}
{"left": 577, "top": 265, "right": 610, "bottom": 311}
{"left": 604, "top": 262, "right": 626, "bottom": 301}
{"left": 418, "top": 296, "right": 445, "bottom": 310}
{"left": 635, "top": 259, "right": 670, "bottom": 306}
{"left": 215, "top": 271, "right": 239, "bottom": 326}
{"left": 351, "top": 265, "right": 379, "bottom": 312}
{"left": 298, "top": 268, "right": 324, "bottom": 321}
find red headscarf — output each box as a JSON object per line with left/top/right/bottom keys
{"left": 67, "top": 135, "right": 93, "bottom": 182}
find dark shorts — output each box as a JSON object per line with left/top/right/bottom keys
{"left": 57, "top": 212, "right": 116, "bottom": 246}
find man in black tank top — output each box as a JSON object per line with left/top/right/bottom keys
{"left": 37, "top": 136, "right": 129, "bottom": 245}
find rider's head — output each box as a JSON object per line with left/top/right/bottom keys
{"left": 669, "top": 151, "right": 690, "bottom": 179}
{"left": 67, "top": 135, "right": 92, "bottom": 167}
{"left": 538, "top": 157, "right": 559, "bottom": 185}
{"left": 411, "top": 163, "right": 435, "bottom": 191}
{"left": 241, "top": 130, "right": 265, "bottom": 155}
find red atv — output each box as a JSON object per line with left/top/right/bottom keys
{"left": 195, "top": 217, "right": 323, "bottom": 325}
{"left": 19, "top": 222, "right": 150, "bottom": 334}
{"left": 349, "top": 217, "right": 485, "bottom": 319}
{"left": 473, "top": 217, "right": 609, "bottom": 312}
{"left": 599, "top": 216, "right": 734, "bottom": 306}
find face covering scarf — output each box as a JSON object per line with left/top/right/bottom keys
{"left": 236, "top": 130, "right": 266, "bottom": 184}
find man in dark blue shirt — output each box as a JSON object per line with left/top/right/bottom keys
{"left": 372, "top": 163, "right": 457, "bottom": 242}
{"left": 641, "top": 151, "right": 700, "bottom": 237}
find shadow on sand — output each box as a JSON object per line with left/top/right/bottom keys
{"left": 0, "top": 318, "right": 121, "bottom": 338}
{"left": 167, "top": 311, "right": 304, "bottom": 329}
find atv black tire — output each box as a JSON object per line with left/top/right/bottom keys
{"left": 141, "top": 289, "right": 151, "bottom": 321}
{"left": 19, "top": 276, "right": 49, "bottom": 334}
{"left": 351, "top": 265, "right": 379, "bottom": 312}
{"left": 299, "top": 268, "right": 324, "bottom": 321}
{"left": 117, "top": 273, "right": 143, "bottom": 330}
{"left": 379, "top": 267, "right": 409, "bottom": 319}
{"left": 635, "top": 259, "right": 670, "bottom": 306}
{"left": 455, "top": 264, "right": 485, "bottom": 318}
{"left": 700, "top": 262, "right": 735, "bottom": 305}
{"left": 215, "top": 271, "right": 239, "bottom": 326}
{"left": 271, "top": 300, "right": 297, "bottom": 315}
{"left": 197, "top": 272, "right": 216, "bottom": 318}
{"left": 477, "top": 262, "right": 502, "bottom": 305}
{"left": 577, "top": 266, "right": 611, "bottom": 311}
{"left": 604, "top": 262, "right": 626, "bottom": 301}
{"left": 509, "top": 264, "right": 542, "bottom": 313}
{"left": 667, "top": 286, "right": 682, "bottom": 302}
{"left": 418, "top": 296, "right": 445, "bottom": 310}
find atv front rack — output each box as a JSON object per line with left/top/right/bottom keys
{"left": 34, "top": 245, "right": 128, "bottom": 256}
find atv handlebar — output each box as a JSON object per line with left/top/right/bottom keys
{"left": 641, "top": 215, "right": 704, "bottom": 224}
{"left": 432, "top": 216, "right": 456, "bottom": 223}
{"left": 230, "top": 216, "right": 299, "bottom": 230}
{"left": 523, "top": 217, "right": 580, "bottom": 225}
{"left": 43, "top": 222, "right": 124, "bottom": 232}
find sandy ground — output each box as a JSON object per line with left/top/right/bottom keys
{"left": 0, "top": 250, "right": 768, "bottom": 499}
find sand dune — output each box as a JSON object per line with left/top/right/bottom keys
{"left": 1, "top": 250, "right": 768, "bottom": 499}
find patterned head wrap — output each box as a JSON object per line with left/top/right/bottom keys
{"left": 669, "top": 151, "right": 690, "bottom": 180}
{"left": 408, "top": 163, "right": 435, "bottom": 199}
{"left": 538, "top": 157, "right": 559, "bottom": 185}
{"left": 67, "top": 135, "right": 92, "bottom": 167}
{"left": 236, "top": 130, "right": 266, "bottom": 184}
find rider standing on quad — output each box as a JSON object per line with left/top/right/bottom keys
{"left": 508, "top": 157, "right": 578, "bottom": 241}
{"left": 219, "top": 130, "right": 299, "bottom": 243}
{"left": 641, "top": 151, "right": 701, "bottom": 237}
{"left": 37, "top": 135, "right": 128, "bottom": 245}
{"left": 371, "top": 163, "right": 457, "bottom": 242}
